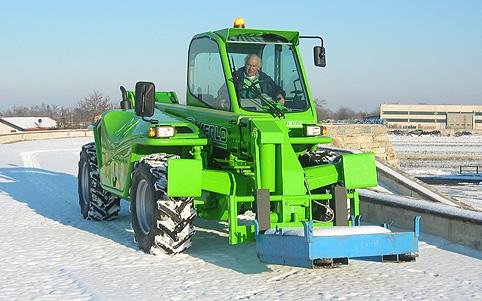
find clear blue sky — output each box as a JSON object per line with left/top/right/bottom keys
{"left": 1, "top": 0, "right": 481, "bottom": 111}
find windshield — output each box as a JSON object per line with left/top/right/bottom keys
{"left": 226, "top": 42, "right": 310, "bottom": 113}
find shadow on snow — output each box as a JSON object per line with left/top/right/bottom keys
{"left": 0, "top": 166, "right": 271, "bottom": 274}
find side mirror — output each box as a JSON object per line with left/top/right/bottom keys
{"left": 135, "top": 82, "right": 155, "bottom": 117}
{"left": 314, "top": 46, "right": 326, "bottom": 67}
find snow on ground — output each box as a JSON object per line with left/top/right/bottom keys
{"left": 390, "top": 135, "right": 482, "bottom": 211}
{"left": 0, "top": 138, "right": 481, "bottom": 300}
{"left": 390, "top": 135, "right": 482, "bottom": 174}
{"left": 389, "top": 135, "right": 482, "bottom": 156}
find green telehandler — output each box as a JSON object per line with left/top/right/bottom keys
{"left": 78, "top": 19, "right": 420, "bottom": 268}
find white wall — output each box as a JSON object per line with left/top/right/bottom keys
{"left": 0, "top": 123, "right": 18, "bottom": 135}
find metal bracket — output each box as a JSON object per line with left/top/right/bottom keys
{"left": 331, "top": 185, "right": 348, "bottom": 226}
{"left": 255, "top": 189, "right": 270, "bottom": 232}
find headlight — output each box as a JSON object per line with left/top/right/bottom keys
{"left": 305, "top": 125, "right": 322, "bottom": 136}
{"left": 148, "top": 126, "right": 175, "bottom": 138}
{"left": 305, "top": 125, "right": 327, "bottom": 136}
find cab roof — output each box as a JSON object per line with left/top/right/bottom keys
{"left": 212, "top": 28, "right": 300, "bottom": 45}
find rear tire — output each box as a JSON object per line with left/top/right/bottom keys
{"left": 130, "top": 154, "right": 196, "bottom": 255}
{"left": 78, "top": 143, "right": 121, "bottom": 220}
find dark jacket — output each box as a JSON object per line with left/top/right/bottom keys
{"left": 234, "top": 67, "right": 285, "bottom": 99}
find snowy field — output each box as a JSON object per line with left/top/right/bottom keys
{"left": 390, "top": 135, "right": 482, "bottom": 174}
{"left": 0, "top": 137, "right": 481, "bottom": 300}
{"left": 390, "top": 135, "right": 482, "bottom": 211}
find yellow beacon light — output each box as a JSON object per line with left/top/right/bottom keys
{"left": 233, "top": 17, "right": 245, "bottom": 28}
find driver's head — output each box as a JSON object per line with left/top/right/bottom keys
{"left": 245, "top": 54, "right": 261, "bottom": 77}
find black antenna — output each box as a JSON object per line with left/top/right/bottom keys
{"left": 230, "top": 55, "right": 240, "bottom": 92}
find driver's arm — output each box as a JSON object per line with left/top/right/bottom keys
{"left": 262, "top": 73, "right": 286, "bottom": 105}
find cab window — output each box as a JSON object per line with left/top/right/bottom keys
{"left": 226, "top": 42, "right": 309, "bottom": 113}
{"left": 188, "top": 38, "right": 230, "bottom": 111}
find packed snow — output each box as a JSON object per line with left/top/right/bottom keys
{"left": 0, "top": 138, "right": 481, "bottom": 300}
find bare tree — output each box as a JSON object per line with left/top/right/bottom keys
{"left": 334, "top": 106, "right": 356, "bottom": 120}
{"left": 314, "top": 99, "right": 333, "bottom": 121}
{"left": 75, "top": 91, "right": 115, "bottom": 124}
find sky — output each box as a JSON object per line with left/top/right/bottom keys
{"left": 1, "top": 0, "right": 481, "bottom": 111}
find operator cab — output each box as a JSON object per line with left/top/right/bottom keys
{"left": 226, "top": 37, "right": 309, "bottom": 113}
{"left": 186, "top": 19, "right": 326, "bottom": 117}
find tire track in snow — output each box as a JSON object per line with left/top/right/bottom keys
{"left": 19, "top": 147, "right": 135, "bottom": 243}
{"left": 20, "top": 148, "right": 81, "bottom": 214}
{"left": 21, "top": 148, "right": 79, "bottom": 168}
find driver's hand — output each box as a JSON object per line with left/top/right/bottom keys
{"left": 219, "top": 98, "right": 228, "bottom": 110}
{"left": 277, "top": 95, "right": 286, "bottom": 105}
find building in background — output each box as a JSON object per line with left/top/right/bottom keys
{"left": 380, "top": 104, "right": 482, "bottom": 130}
{"left": 0, "top": 117, "right": 57, "bottom": 134}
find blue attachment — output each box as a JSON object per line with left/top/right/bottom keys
{"left": 255, "top": 216, "right": 421, "bottom": 268}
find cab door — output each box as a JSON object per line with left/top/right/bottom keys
{"left": 185, "top": 36, "right": 240, "bottom": 155}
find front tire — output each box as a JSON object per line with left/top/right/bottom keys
{"left": 78, "top": 143, "right": 121, "bottom": 220}
{"left": 299, "top": 149, "right": 337, "bottom": 167}
{"left": 130, "top": 154, "right": 196, "bottom": 255}
{"left": 299, "top": 149, "right": 338, "bottom": 222}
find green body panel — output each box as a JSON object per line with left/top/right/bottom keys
{"left": 94, "top": 109, "right": 207, "bottom": 198}
{"left": 155, "top": 91, "right": 179, "bottom": 104}
{"left": 304, "top": 164, "right": 340, "bottom": 189}
{"left": 92, "top": 26, "right": 378, "bottom": 245}
{"left": 339, "top": 153, "right": 378, "bottom": 189}
{"left": 168, "top": 159, "right": 203, "bottom": 197}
